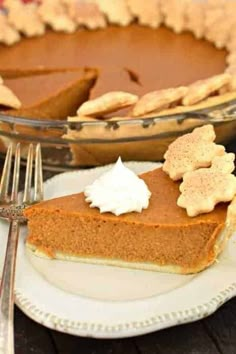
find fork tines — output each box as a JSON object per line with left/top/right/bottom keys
{"left": 0, "top": 143, "right": 43, "bottom": 206}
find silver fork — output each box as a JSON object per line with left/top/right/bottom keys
{"left": 0, "top": 143, "right": 43, "bottom": 354}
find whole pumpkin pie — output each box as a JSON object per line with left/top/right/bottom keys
{"left": 0, "top": 0, "right": 236, "bottom": 166}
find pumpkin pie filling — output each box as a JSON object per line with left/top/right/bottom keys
{"left": 0, "top": 25, "right": 227, "bottom": 92}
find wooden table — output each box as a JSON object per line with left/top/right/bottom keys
{"left": 9, "top": 139, "right": 236, "bottom": 354}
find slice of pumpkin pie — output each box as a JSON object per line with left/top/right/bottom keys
{"left": 24, "top": 125, "right": 236, "bottom": 274}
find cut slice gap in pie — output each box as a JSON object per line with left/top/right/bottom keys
{"left": 1, "top": 69, "right": 98, "bottom": 120}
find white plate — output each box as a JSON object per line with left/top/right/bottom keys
{"left": 1, "top": 162, "right": 236, "bottom": 339}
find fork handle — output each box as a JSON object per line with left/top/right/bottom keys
{"left": 0, "top": 219, "right": 19, "bottom": 354}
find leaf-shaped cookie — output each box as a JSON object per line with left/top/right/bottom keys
{"left": 38, "top": 0, "right": 77, "bottom": 33}
{"left": 77, "top": 91, "right": 138, "bottom": 117}
{"left": 94, "top": 0, "right": 133, "bottom": 26}
{"left": 132, "top": 86, "right": 187, "bottom": 117}
{"left": 0, "top": 12, "right": 20, "bottom": 45}
{"left": 177, "top": 153, "right": 236, "bottom": 217}
{"left": 8, "top": 2, "right": 45, "bottom": 37}
{"left": 67, "top": 0, "right": 106, "bottom": 29}
{"left": 163, "top": 125, "right": 225, "bottom": 181}
{"left": 182, "top": 74, "right": 231, "bottom": 106}
{"left": 126, "top": 0, "right": 162, "bottom": 28}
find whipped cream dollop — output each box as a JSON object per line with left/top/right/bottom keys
{"left": 84, "top": 158, "right": 151, "bottom": 216}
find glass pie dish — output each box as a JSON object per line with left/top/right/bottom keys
{"left": 0, "top": 96, "right": 236, "bottom": 171}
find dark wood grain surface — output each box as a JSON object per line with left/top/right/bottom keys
{"left": 4, "top": 139, "right": 236, "bottom": 354}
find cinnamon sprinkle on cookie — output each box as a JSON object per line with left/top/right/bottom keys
{"left": 163, "top": 125, "right": 225, "bottom": 181}
{"left": 178, "top": 153, "right": 236, "bottom": 217}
